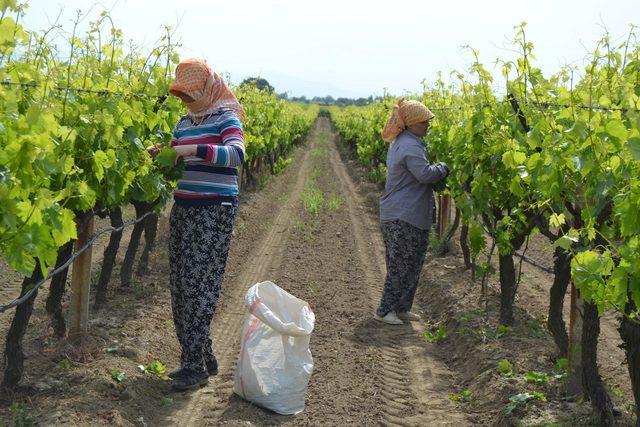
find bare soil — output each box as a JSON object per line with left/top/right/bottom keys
{"left": 0, "top": 117, "right": 635, "bottom": 426}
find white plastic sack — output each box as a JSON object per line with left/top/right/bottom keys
{"left": 233, "top": 281, "right": 315, "bottom": 415}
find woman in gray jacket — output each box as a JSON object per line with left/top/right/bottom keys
{"left": 375, "top": 99, "right": 449, "bottom": 325}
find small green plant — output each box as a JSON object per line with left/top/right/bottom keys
{"left": 143, "top": 358, "right": 166, "bottom": 376}
{"left": 424, "top": 326, "right": 448, "bottom": 343}
{"left": 527, "top": 318, "right": 546, "bottom": 338}
{"left": 293, "top": 216, "right": 314, "bottom": 241}
{"left": 315, "top": 130, "right": 329, "bottom": 146}
{"left": 255, "top": 173, "right": 269, "bottom": 190}
{"left": 274, "top": 157, "right": 292, "bottom": 175}
{"left": 302, "top": 187, "right": 324, "bottom": 218}
{"left": 483, "top": 325, "right": 513, "bottom": 339}
{"left": 497, "top": 325, "right": 513, "bottom": 336}
{"left": 306, "top": 281, "right": 318, "bottom": 295}
{"left": 428, "top": 226, "right": 451, "bottom": 257}
{"left": 455, "top": 327, "right": 473, "bottom": 337}
{"left": 504, "top": 391, "right": 546, "bottom": 414}
{"left": 528, "top": 328, "right": 546, "bottom": 338}
{"left": 59, "top": 357, "right": 71, "bottom": 370}
{"left": 483, "top": 329, "right": 497, "bottom": 339}
{"left": 552, "top": 358, "right": 569, "bottom": 381}
{"left": 498, "top": 359, "right": 513, "bottom": 376}
{"left": 613, "top": 388, "right": 625, "bottom": 399}
{"left": 525, "top": 371, "right": 549, "bottom": 385}
{"left": 9, "top": 403, "right": 36, "bottom": 427}
{"left": 309, "top": 166, "right": 321, "bottom": 182}
{"left": 458, "top": 312, "right": 474, "bottom": 323}
{"left": 474, "top": 262, "right": 496, "bottom": 279}
{"left": 111, "top": 370, "right": 127, "bottom": 382}
{"left": 311, "top": 146, "right": 328, "bottom": 159}
{"left": 450, "top": 389, "right": 473, "bottom": 402}
{"left": 327, "top": 194, "right": 343, "bottom": 210}
{"left": 526, "top": 318, "right": 544, "bottom": 329}
{"left": 160, "top": 396, "right": 174, "bottom": 407}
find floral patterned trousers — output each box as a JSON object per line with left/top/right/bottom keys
{"left": 377, "top": 219, "right": 429, "bottom": 317}
{"left": 169, "top": 203, "right": 237, "bottom": 372}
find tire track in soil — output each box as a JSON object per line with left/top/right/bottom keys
{"left": 325, "top": 120, "right": 468, "bottom": 426}
{"left": 162, "top": 123, "right": 320, "bottom": 426}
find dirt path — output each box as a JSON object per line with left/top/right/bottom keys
{"left": 160, "top": 117, "right": 468, "bottom": 426}
{"left": 0, "top": 118, "right": 469, "bottom": 426}
{"left": 162, "top": 119, "right": 318, "bottom": 426}
{"left": 326, "top": 122, "right": 466, "bottom": 426}
{"left": 8, "top": 115, "right": 632, "bottom": 426}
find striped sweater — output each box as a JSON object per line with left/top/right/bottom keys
{"left": 171, "top": 109, "right": 245, "bottom": 207}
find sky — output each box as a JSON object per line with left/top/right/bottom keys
{"left": 19, "top": 0, "right": 640, "bottom": 98}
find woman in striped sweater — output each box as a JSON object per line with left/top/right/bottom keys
{"left": 150, "top": 59, "right": 245, "bottom": 391}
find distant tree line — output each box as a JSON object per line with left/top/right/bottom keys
{"left": 278, "top": 94, "right": 384, "bottom": 106}
{"left": 240, "top": 77, "right": 382, "bottom": 106}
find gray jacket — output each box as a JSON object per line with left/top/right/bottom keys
{"left": 379, "top": 130, "right": 447, "bottom": 230}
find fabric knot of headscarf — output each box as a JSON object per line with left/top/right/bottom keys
{"left": 169, "top": 58, "right": 246, "bottom": 121}
{"left": 381, "top": 99, "right": 435, "bottom": 143}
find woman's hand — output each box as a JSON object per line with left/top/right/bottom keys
{"left": 436, "top": 162, "right": 450, "bottom": 178}
{"left": 173, "top": 145, "right": 197, "bottom": 160}
{"left": 146, "top": 143, "right": 164, "bottom": 157}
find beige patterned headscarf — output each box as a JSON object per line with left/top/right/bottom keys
{"left": 381, "top": 99, "right": 434, "bottom": 143}
{"left": 169, "top": 58, "right": 245, "bottom": 121}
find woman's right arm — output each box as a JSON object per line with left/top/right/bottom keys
{"left": 404, "top": 143, "right": 448, "bottom": 185}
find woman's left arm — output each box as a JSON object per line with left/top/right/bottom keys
{"left": 194, "top": 115, "right": 246, "bottom": 167}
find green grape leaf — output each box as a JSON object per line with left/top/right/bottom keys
{"left": 627, "top": 137, "right": 640, "bottom": 160}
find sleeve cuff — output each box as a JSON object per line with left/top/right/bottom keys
{"left": 196, "top": 145, "right": 208, "bottom": 159}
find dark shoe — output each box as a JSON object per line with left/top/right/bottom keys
{"left": 170, "top": 360, "right": 217, "bottom": 379}
{"left": 206, "top": 359, "right": 218, "bottom": 377}
{"left": 168, "top": 367, "right": 183, "bottom": 380}
{"left": 171, "top": 369, "right": 209, "bottom": 391}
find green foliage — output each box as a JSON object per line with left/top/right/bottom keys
{"left": 274, "top": 157, "right": 292, "bottom": 175}
{"left": 142, "top": 358, "right": 166, "bottom": 377}
{"left": 525, "top": 371, "right": 550, "bottom": 385}
{"left": 329, "top": 24, "right": 640, "bottom": 323}
{"left": 450, "top": 389, "right": 473, "bottom": 403}
{"left": 498, "top": 359, "right": 513, "bottom": 375}
{"left": 326, "top": 194, "right": 343, "bottom": 211}
{"left": 59, "top": 358, "right": 71, "bottom": 370}
{"left": 424, "top": 326, "right": 448, "bottom": 343}
{"left": 110, "top": 370, "right": 127, "bottom": 382}
{"left": 484, "top": 325, "right": 513, "bottom": 339}
{"left": 0, "top": 3, "right": 318, "bottom": 278}
{"left": 428, "top": 226, "right": 452, "bottom": 257}
{"left": 8, "top": 403, "right": 36, "bottom": 427}
{"left": 552, "top": 358, "right": 569, "bottom": 381}
{"left": 302, "top": 187, "right": 324, "bottom": 218}
{"left": 527, "top": 318, "right": 546, "bottom": 338}
{"left": 504, "top": 391, "right": 546, "bottom": 414}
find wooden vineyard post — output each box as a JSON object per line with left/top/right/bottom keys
{"left": 69, "top": 214, "right": 95, "bottom": 343}
{"left": 566, "top": 283, "right": 584, "bottom": 397}
{"left": 438, "top": 194, "right": 451, "bottom": 236}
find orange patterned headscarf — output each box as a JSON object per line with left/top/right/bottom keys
{"left": 381, "top": 99, "right": 434, "bottom": 143}
{"left": 169, "top": 58, "right": 245, "bottom": 121}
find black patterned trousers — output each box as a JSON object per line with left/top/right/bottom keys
{"left": 377, "top": 219, "right": 430, "bottom": 317}
{"left": 169, "top": 203, "right": 237, "bottom": 372}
